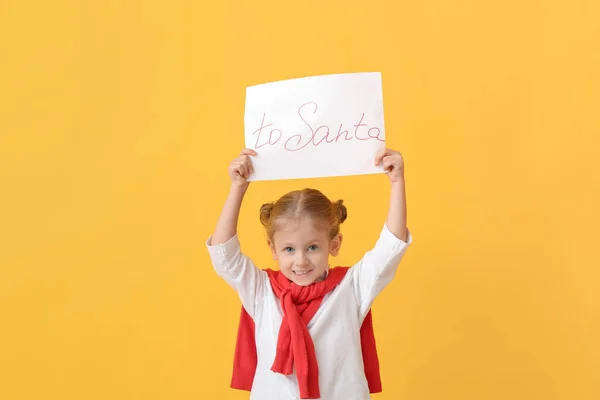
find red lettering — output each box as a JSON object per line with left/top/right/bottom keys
{"left": 368, "top": 127, "right": 385, "bottom": 142}
{"left": 285, "top": 102, "right": 317, "bottom": 151}
{"left": 313, "top": 125, "right": 332, "bottom": 146}
{"left": 354, "top": 113, "right": 370, "bottom": 141}
{"left": 252, "top": 114, "right": 274, "bottom": 149}
{"left": 335, "top": 124, "right": 352, "bottom": 142}
{"left": 252, "top": 103, "right": 383, "bottom": 152}
{"left": 269, "top": 129, "right": 282, "bottom": 145}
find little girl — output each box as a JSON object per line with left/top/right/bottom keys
{"left": 207, "top": 148, "right": 412, "bottom": 400}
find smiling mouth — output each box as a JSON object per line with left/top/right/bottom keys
{"left": 293, "top": 270, "right": 313, "bottom": 276}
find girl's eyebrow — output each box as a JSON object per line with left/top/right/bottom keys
{"left": 281, "top": 239, "right": 322, "bottom": 247}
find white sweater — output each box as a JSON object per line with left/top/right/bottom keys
{"left": 206, "top": 224, "right": 412, "bottom": 400}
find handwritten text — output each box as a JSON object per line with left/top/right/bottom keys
{"left": 251, "top": 102, "right": 384, "bottom": 152}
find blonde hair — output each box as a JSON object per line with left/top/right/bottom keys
{"left": 259, "top": 188, "right": 347, "bottom": 241}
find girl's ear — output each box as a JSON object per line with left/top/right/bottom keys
{"left": 329, "top": 233, "right": 343, "bottom": 256}
{"left": 268, "top": 240, "right": 278, "bottom": 260}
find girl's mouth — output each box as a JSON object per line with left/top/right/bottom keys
{"left": 293, "top": 269, "right": 313, "bottom": 276}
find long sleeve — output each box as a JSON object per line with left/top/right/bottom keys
{"left": 350, "top": 224, "right": 412, "bottom": 319}
{"left": 206, "top": 234, "right": 267, "bottom": 319}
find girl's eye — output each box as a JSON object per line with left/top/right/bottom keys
{"left": 284, "top": 247, "right": 294, "bottom": 253}
{"left": 308, "top": 245, "right": 318, "bottom": 251}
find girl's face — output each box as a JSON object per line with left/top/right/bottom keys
{"left": 268, "top": 217, "right": 342, "bottom": 286}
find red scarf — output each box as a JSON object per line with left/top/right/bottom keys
{"left": 230, "top": 267, "right": 382, "bottom": 399}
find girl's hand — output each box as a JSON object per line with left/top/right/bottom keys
{"left": 374, "top": 148, "right": 405, "bottom": 183}
{"left": 229, "top": 149, "right": 257, "bottom": 187}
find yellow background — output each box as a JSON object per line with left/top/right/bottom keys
{"left": 1, "top": 0, "right": 598, "bottom": 399}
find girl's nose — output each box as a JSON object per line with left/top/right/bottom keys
{"left": 296, "top": 253, "right": 309, "bottom": 266}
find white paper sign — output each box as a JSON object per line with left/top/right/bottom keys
{"left": 244, "top": 72, "right": 386, "bottom": 181}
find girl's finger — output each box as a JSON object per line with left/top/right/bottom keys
{"left": 238, "top": 163, "right": 247, "bottom": 178}
{"left": 240, "top": 148, "right": 258, "bottom": 157}
{"left": 374, "top": 148, "right": 386, "bottom": 165}
{"left": 232, "top": 162, "right": 244, "bottom": 177}
{"left": 242, "top": 155, "right": 255, "bottom": 175}
{"left": 374, "top": 148, "right": 395, "bottom": 165}
{"left": 382, "top": 158, "right": 395, "bottom": 172}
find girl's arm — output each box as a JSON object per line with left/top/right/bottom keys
{"left": 375, "top": 148, "right": 408, "bottom": 242}
{"left": 351, "top": 148, "right": 412, "bottom": 319}
{"left": 207, "top": 149, "right": 266, "bottom": 319}
{"left": 209, "top": 149, "right": 256, "bottom": 245}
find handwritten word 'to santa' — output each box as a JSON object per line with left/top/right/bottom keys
{"left": 251, "top": 102, "right": 384, "bottom": 152}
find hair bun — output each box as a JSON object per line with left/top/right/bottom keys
{"left": 259, "top": 202, "right": 274, "bottom": 226}
{"left": 335, "top": 199, "right": 348, "bottom": 224}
